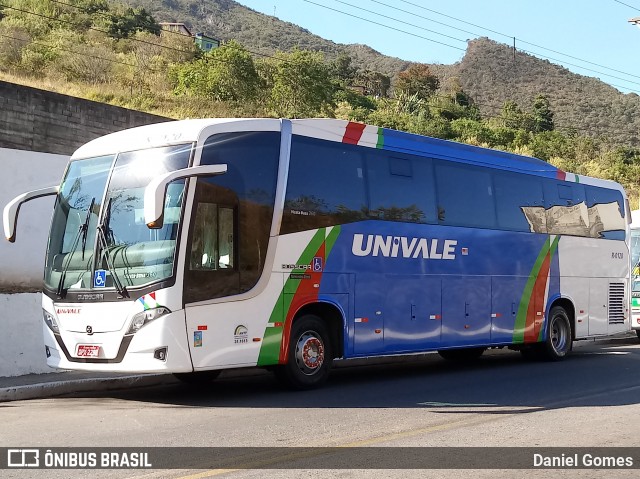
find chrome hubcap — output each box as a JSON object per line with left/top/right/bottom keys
{"left": 551, "top": 316, "right": 568, "bottom": 353}
{"left": 295, "top": 331, "right": 324, "bottom": 376}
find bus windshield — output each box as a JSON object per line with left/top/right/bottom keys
{"left": 44, "top": 144, "right": 192, "bottom": 294}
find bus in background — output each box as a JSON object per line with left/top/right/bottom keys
{"left": 3, "top": 118, "right": 632, "bottom": 389}
{"left": 631, "top": 209, "right": 640, "bottom": 338}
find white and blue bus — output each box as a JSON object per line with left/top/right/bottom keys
{"left": 3, "top": 118, "right": 632, "bottom": 388}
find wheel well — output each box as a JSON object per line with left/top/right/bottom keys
{"left": 549, "top": 298, "right": 576, "bottom": 339}
{"left": 293, "top": 302, "right": 344, "bottom": 359}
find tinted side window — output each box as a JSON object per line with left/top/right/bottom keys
{"left": 282, "top": 135, "right": 366, "bottom": 234}
{"left": 367, "top": 151, "right": 436, "bottom": 224}
{"left": 542, "top": 180, "right": 591, "bottom": 237}
{"left": 585, "top": 185, "right": 625, "bottom": 240}
{"left": 184, "top": 131, "right": 280, "bottom": 303}
{"left": 494, "top": 172, "right": 544, "bottom": 232}
{"left": 435, "top": 162, "right": 496, "bottom": 228}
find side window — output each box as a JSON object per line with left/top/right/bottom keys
{"left": 184, "top": 131, "right": 280, "bottom": 303}
{"left": 190, "top": 204, "right": 234, "bottom": 271}
{"left": 585, "top": 185, "right": 625, "bottom": 240}
{"left": 435, "top": 161, "right": 496, "bottom": 229}
{"left": 543, "top": 180, "right": 589, "bottom": 237}
{"left": 366, "top": 152, "right": 436, "bottom": 224}
{"left": 494, "top": 172, "right": 544, "bottom": 232}
{"left": 282, "top": 135, "right": 367, "bottom": 234}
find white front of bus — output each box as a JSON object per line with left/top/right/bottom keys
{"left": 40, "top": 142, "right": 195, "bottom": 372}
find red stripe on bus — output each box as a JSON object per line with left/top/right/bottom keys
{"left": 524, "top": 250, "right": 552, "bottom": 343}
{"left": 279, "top": 241, "right": 326, "bottom": 363}
{"left": 343, "top": 122, "right": 366, "bottom": 145}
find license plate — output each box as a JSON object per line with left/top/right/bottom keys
{"left": 76, "top": 345, "right": 101, "bottom": 357}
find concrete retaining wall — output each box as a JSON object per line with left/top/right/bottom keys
{"left": 0, "top": 293, "right": 50, "bottom": 376}
{"left": 0, "top": 148, "right": 69, "bottom": 291}
{"left": 0, "top": 81, "right": 168, "bottom": 155}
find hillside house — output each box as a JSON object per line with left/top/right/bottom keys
{"left": 159, "top": 22, "right": 220, "bottom": 53}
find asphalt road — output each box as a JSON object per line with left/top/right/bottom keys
{"left": 2, "top": 335, "right": 640, "bottom": 479}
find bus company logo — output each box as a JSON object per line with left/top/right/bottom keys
{"left": 352, "top": 234, "right": 458, "bottom": 260}
{"left": 234, "top": 325, "right": 248, "bottom": 344}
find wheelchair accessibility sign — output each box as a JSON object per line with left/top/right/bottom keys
{"left": 93, "top": 270, "right": 107, "bottom": 288}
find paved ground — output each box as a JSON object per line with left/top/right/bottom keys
{"left": 0, "top": 368, "right": 279, "bottom": 402}
{"left": 2, "top": 332, "right": 637, "bottom": 402}
{"left": 0, "top": 370, "right": 176, "bottom": 402}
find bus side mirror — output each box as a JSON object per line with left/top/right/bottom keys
{"left": 143, "top": 164, "right": 227, "bottom": 229}
{"left": 3, "top": 185, "right": 59, "bottom": 242}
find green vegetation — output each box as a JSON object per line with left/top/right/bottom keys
{"left": 0, "top": 0, "right": 639, "bottom": 205}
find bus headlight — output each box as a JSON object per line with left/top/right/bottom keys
{"left": 43, "top": 309, "right": 59, "bottom": 333}
{"left": 127, "top": 307, "right": 171, "bottom": 334}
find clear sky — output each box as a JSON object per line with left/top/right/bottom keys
{"left": 235, "top": 0, "right": 640, "bottom": 94}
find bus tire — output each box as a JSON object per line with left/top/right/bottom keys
{"left": 540, "top": 305, "right": 572, "bottom": 360}
{"left": 275, "top": 315, "right": 333, "bottom": 390}
{"left": 173, "top": 370, "right": 221, "bottom": 385}
{"left": 437, "top": 347, "right": 486, "bottom": 361}
{"left": 636, "top": 330, "right": 640, "bottom": 341}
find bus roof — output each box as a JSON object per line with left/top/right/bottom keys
{"left": 71, "top": 117, "right": 624, "bottom": 193}
{"left": 70, "top": 118, "right": 279, "bottom": 160}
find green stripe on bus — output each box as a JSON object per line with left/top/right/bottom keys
{"left": 376, "top": 127, "right": 384, "bottom": 149}
{"left": 513, "top": 238, "right": 551, "bottom": 343}
{"left": 257, "top": 228, "right": 330, "bottom": 366}
{"left": 325, "top": 225, "right": 341, "bottom": 255}
{"left": 537, "top": 236, "right": 560, "bottom": 342}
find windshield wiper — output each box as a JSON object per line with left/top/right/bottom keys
{"left": 96, "top": 197, "right": 129, "bottom": 298}
{"left": 57, "top": 197, "right": 95, "bottom": 298}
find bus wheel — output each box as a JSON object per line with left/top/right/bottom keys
{"left": 636, "top": 330, "right": 640, "bottom": 341}
{"left": 173, "top": 370, "right": 221, "bottom": 385}
{"left": 438, "top": 347, "right": 486, "bottom": 361}
{"left": 275, "top": 315, "right": 333, "bottom": 390}
{"left": 540, "top": 306, "right": 572, "bottom": 360}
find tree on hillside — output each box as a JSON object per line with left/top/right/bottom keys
{"left": 0, "top": 0, "right": 62, "bottom": 36}
{"left": 170, "top": 40, "right": 261, "bottom": 102}
{"left": 0, "top": 23, "right": 30, "bottom": 68}
{"left": 354, "top": 69, "right": 390, "bottom": 97}
{"left": 260, "top": 49, "right": 337, "bottom": 118}
{"left": 394, "top": 63, "right": 439, "bottom": 100}
{"left": 107, "top": 6, "right": 160, "bottom": 39}
{"left": 332, "top": 52, "right": 356, "bottom": 86}
{"left": 531, "top": 94, "right": 554, "bottom": 132}
{"left": 500, "top": 100, "right": 534, "bottom": 131}
{"left": 1, "top": 0, "right": 113, "bottom": 36}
